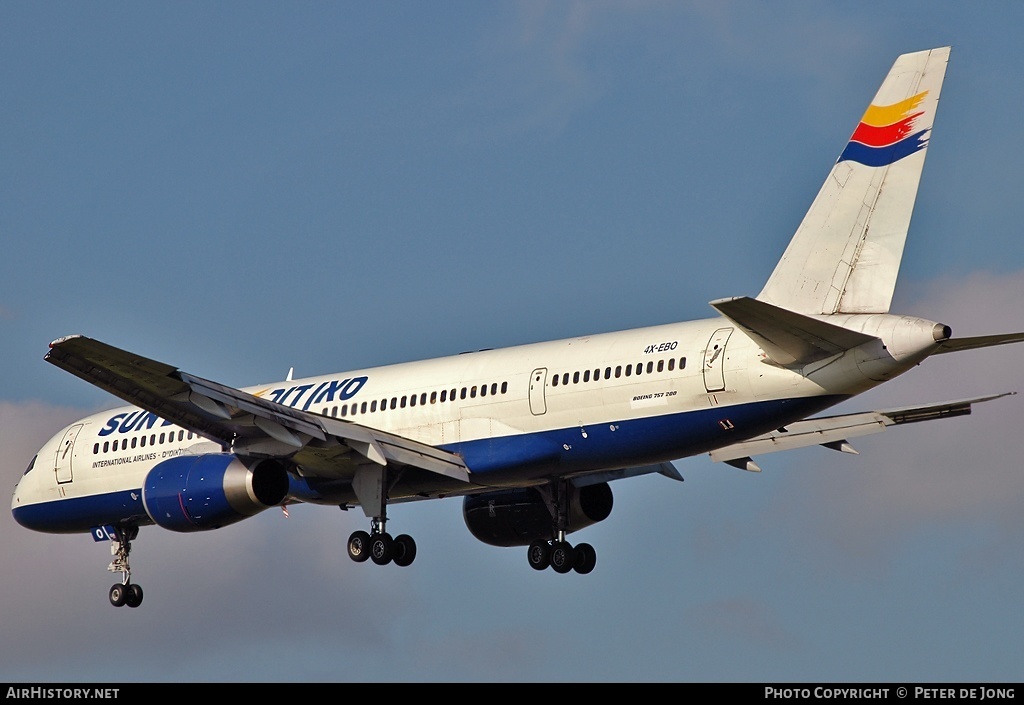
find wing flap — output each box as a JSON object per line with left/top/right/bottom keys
{"left": 710, "top": 411, "right": 890, "bottom": 462}
{"left": 710, "top": 392, "right": 1014, "bottom": 465}
{"left": 319, "top": 417, "right": 470, "bottom": 482}
{"left": 178, "top": 371, "right": 329, "bottom": 441}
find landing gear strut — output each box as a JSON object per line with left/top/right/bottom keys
{"left": 345, "top": 463, "right": 416, "bottom": 567}
{"left": 107, "top": 525, "right": 144, "bottom": 608}
{"left": 524, "top": 481, "right": 598, "bottom": 575}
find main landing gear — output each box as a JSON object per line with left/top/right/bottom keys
{"left": 107, "top": 525, "right": 144, "bottom": 608}
{"left": 527, "top": 536, "right": 597, "bottom": 574}
{"left": 345, "top": 463, "right": 417, "bottom": 567}
{"left": 347, "top": 518, "right": 417, "bottom": 567}
{"left": 524, "top": 480, "right": 598, "bottom": 575}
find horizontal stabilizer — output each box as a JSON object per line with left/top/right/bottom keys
{"left": 933, "top": 332, "right": 1024, "bottom": 354}
{"left": 710, "top": 296, "right": 876, "bottom": 366}
{"left": 710, "top": 392, "right": 1014, "bottom": 467}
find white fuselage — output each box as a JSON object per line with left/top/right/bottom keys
{"left": 11, "top": 312, "right": 943, "bottom": 533}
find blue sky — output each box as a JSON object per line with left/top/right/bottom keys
{"left": 3, "top": 1, "right": 1024, "bottom": 683}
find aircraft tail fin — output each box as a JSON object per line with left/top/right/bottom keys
{"left": 757, "top": 47, "right": 951, "bottom": 315}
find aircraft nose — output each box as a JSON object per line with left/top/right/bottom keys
{"left": 11, "top": 454, "right": 37, "bottom": 524}
{"left": 11, "top": 477, "right": 46, "bottom": 531}
{"left": 11, "top": 481, "right": 25, "bottom": 525}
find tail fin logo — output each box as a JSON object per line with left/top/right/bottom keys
{"left": 838, "top": 91, "right": 930, "bottom": 167}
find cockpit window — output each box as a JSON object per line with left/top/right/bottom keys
{"left": 23, "top": 455, "right": 36, "bottom": 476}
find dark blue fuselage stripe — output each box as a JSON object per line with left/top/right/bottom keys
{"left": 439, "top": 394, "right": 848, "bottom": 478}
{"left": 13, "top": 488, "right": 150, "bottom": 534}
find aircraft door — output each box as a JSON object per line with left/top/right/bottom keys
{"left": 703, "top": 328, "right": 734, "bottom": 393}
{"left": 54, "top": 423, "right": 84, "bottom": 484}
{"left": 529, "top": 368, "right": 548, "bottom": 415}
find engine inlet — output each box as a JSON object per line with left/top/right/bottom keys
{"left": 932, "top": 323, "right": 952, "bottom": 341}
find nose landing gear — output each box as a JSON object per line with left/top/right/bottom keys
{"left": 106, "top": 525, "right": 144, "bottom": 608}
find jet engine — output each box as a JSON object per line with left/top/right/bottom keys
{"left": 143, "top": 454, "right": 289, "bottom": 532}
{"left": 463, "top": 482, "right": 613, "bottom": 547}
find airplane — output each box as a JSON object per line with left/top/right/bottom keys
{"left": 12, "top": 46, "right": 1024, "bottom": 609}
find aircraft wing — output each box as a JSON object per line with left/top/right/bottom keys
{"left": 44, "top": 335, "right": 470, "bottom": 485}
{"left": 708, "top": 392, "right": 1014, "bottom": 472}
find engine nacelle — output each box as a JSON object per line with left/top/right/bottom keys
{"left": 463, "top": 482, "right": 613, "bottom": 547}
{"left": 143, "top": 454, "right": 289, "bottom": 532}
